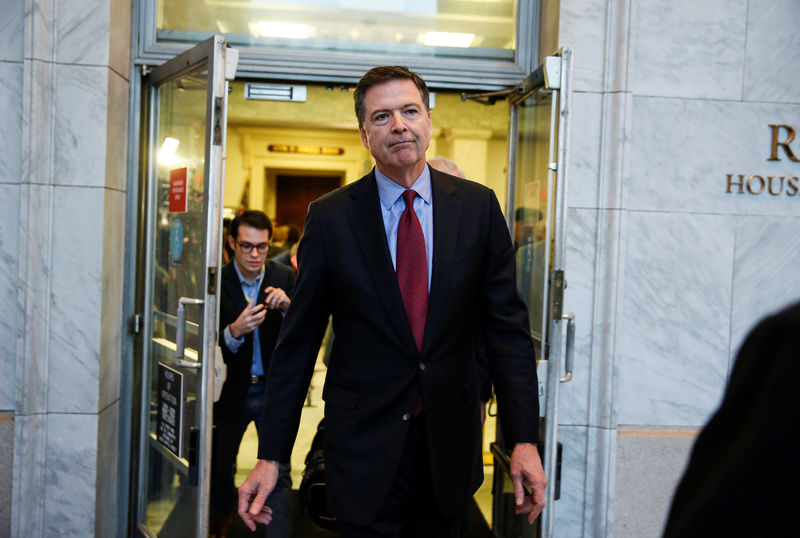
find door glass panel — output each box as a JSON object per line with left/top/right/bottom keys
{"left": 514, "top": 89, "right": 557, "bottom": 360}
{"left": 493, "top": 82, "right": 560, "bottom": 538}
{"left": 143, "top": 68, "right": 211, "bottom": 536}
{"left": 156, "top": 0, "right": 517, "bottom": 61}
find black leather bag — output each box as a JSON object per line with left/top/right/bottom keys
{"left": 299, "top": 419, "right": 338, "bottom": 531}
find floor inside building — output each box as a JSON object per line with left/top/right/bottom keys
{"left": 232, "top": 354, "right": 496, "bottom": 537}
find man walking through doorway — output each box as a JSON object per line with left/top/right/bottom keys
{"left": 238, "top": 66, "right": 546, "bottom": 537}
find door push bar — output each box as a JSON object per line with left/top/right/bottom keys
{"left": 560, "top": 313, "right": 575, "bottom": 383}
{"left": 176, "top": 297, "right": 204, "bottom": 369}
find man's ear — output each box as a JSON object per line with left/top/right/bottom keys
{"left": 227, "top": 235, "right": 236, "bottom": 251}
{"left": 359, "top": 125, "right": 369, "bottom": 149}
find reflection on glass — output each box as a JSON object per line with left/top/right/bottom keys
{"left": 157, "top": 0, "right": 517, "bottom": 61}
{"left": 513, "top": 89, "right": 556, "bottom": 358}
{"left": 145, "top": 70, "right": 209, "bottom": 535}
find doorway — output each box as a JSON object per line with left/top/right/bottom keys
{"left": 273, "top": 171, "right": 343, "bottom": 231}
{"left": 132, "top": 40, "right": 573, "bottom": 536}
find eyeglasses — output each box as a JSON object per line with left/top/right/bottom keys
{"left": 236, "top": 241, "right": 269, "bottom": 253}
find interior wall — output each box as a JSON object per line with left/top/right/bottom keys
{"left": 224, "top": 120, "right": 510, "bottom": 219}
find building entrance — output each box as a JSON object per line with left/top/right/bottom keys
{"left": 131, "top": 36, "right": 574, "bottom": 537}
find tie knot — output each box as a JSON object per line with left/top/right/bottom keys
{"left": 402, "top": 189, "right": 418, "bottom": 207}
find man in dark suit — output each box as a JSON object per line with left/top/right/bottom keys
{"left": 663, "top": 301, "right": 800, "bottom": 537}
{"left": 238, "top": 66, "right": 546, "bottom": 536}
{"left": 211, "top": 210, "right": 295, "bottom": 537}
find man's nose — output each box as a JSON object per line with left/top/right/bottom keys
{"left": 389, "top": 111, "right": 407, "bottom": 132}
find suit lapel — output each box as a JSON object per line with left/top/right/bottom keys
{"left": 348, "top": 172, "right": 420, "bottom": 356}
{"left": 421, "top": 169, "right": 461, "bottom": 356}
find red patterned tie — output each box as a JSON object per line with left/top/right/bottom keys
{"left": 397, "top": 189, "right": 428, "bottom": 352}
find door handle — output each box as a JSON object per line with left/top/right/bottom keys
{"left": 176, "top": 297, "right": 204, "bottom": 369}
{"left": 560, "top": 312, "right": 575, "bottom": 382}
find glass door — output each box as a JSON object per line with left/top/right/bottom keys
{"left": 134, "top": 36, "right": 237, "bottom": 537}
{"left": 490, "top": 49, "right": 574, "bottom": 538}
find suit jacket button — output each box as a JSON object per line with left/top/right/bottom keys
{"left": 419, "top": 362, "right": 426, "bottom": 371}
{"left": 402, "top": 413, "right": 410, "bottom": 421}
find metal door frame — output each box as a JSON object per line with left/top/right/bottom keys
{"left": 132, "top": 35, "right": 236, "bottom": 537}
{"left": 504, "top": 47, "right": 574, "bottom": 538}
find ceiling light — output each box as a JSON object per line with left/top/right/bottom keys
{"left": 256, "top": 21, "right": 310, "bottom": 39}
{"left": 157, "top": 137, "right": 180, "bottom": 165}
{"left": 423, "top": 32, "right": 475, "bottom": 48}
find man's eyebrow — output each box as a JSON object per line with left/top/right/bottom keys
{"left": 370, "top": 103, "right": 421, "bottom": 117}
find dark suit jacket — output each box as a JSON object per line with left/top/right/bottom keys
{"left": 214, "top": 260, "right": 295, "bottom": 424}
{"left": 663, "top": 301, "right": 800, "bottom": 537}
{"left": 259, "top": 167, "right": 539, "bottom": 524}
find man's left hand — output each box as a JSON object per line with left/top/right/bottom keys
{"left": 263, "top": 287, "right": 290, "bottom": 312}
{"left": 510, "top": 442, "right": 547, "bottom": 523}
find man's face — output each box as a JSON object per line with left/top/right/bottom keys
{"left": 228, "top": 224, "right": 270, "bottom": 280}
{"left": 358, "top": 79, "right": 432, "bottom": 179}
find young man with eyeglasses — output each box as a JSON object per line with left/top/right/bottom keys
{"left": 211, "top": 209, "right": 295, "bottom": 537}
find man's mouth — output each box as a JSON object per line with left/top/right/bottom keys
{"left": 390, "top": 140, "right": 414, "bottom": 147}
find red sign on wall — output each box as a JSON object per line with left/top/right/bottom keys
{"left": 169, "top": 167, "right": 188, "bottom": 213}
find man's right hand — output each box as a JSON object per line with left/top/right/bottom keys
{"left": 229, "top": 301, "right": 266, "bottom": 339}
{"left": 238, "top": 459, "right": 278, "bottom": 531}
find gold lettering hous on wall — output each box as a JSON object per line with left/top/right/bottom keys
{"left": 724, "top": 124, "right": 799, "bottom": 197}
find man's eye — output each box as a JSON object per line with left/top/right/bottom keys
{"left": 405, "top": 108, "right": 418, "bottom": 115}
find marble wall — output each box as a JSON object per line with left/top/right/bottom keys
{"left": 552, "top": 0, "right": 800, "bottom": 536}
{"left": 4, "top": 0, "right": 131, "bottom": 536}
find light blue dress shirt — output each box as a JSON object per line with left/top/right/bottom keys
{"left": 375, "top": 166, "right": 434, "bottom": 290}
{"left": 223, "top": 262, "right": 264, "bottom": 376}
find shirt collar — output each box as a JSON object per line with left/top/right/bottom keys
{"left": 375, "top": 164, "right": 432, "bottom": 210}
{"left": 233, "top": 259, "right": 263, "bottom": 286}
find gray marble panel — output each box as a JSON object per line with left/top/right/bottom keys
{"left": 597, "top": 92, "right": 631, "bottom": 211}
{"left": 57, "top": 0, "right": 109, "bottom": 66}
{"left": 109, "top": 0, "right": 131, "bottom": 78}
{"left": 96, "top": 401, "right": 119, "bottom": 538}
{"left": 0, "top": 61, "right": 23, "bottom": 182}
{"left": 586, "top": 209, "right": 623, "bottom": 430}
{"left": 567, "top": 92, "right": 602, "bottom": 209}
{"left": 616, "top": 211, "right": 733, "bottom": 426}
{"left": 100, "top": 189, "right": 125, "bottom": 409}
{"left": 0, "top": 185, "right": 20, "bottom": 411}
{"left": 105, "top": 70, "right": 129, "bottom": 191}
{"left": 730, "top": 215, "right": 800, "bottom": 363}
{"left": 583, "top": 426, "right": 615, "bottom": 537}
{"left": 22, "top": 59, "right": 56, "bottom": 184}
{"left": 553, "top": 425, "right": 588, "bottom": 536}
{"left": 44, "top": 413, "right": 97, "bottom": 537}
{"left": 49, "top": 186, "right": 102, "bottom": 413}
{"left": 24, "top": 0, "right": 57, "bottom": 62}
{"left": 11, "top": 413, "right": 46, "bottom": 536}
{"left": 743, "top": 0, "right": 800, "bottom": 104}
{"left": 613, "top": 428, "right": 696, "bottom": 538}
{"left": 0, "top": 415, "right": 12, "bottom": 536}
{"left": 16, "top": 184, "right": 52, "bottom": 415}
{"left": 0, "top": 0, "right": 24, "bottom": 61}
{"left": 54, "top": 64, "right": 108, "bottom": 188}
{"left": 559, "top": 0, "right": 607, "bottom": 93}
{"left": 633, "top": 0, "right": 747, "bottom": 100}
{"left": 626, "top": 97, "right": 800, "bottom": 216}
{"left": 560, "top": 208, "right": 596, "bottom": 426}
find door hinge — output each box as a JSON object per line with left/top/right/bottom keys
{"left": 207, "top": 266, "right": 218, "bottom": 295}
{"left": 213, "top": 97, "right": 223, "bottom": 146}
{"left": 129, "top": 314, "right": 142, "bottom": 335}
{"left": 551, "top": 270, "right": 565, "bottom": 320}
